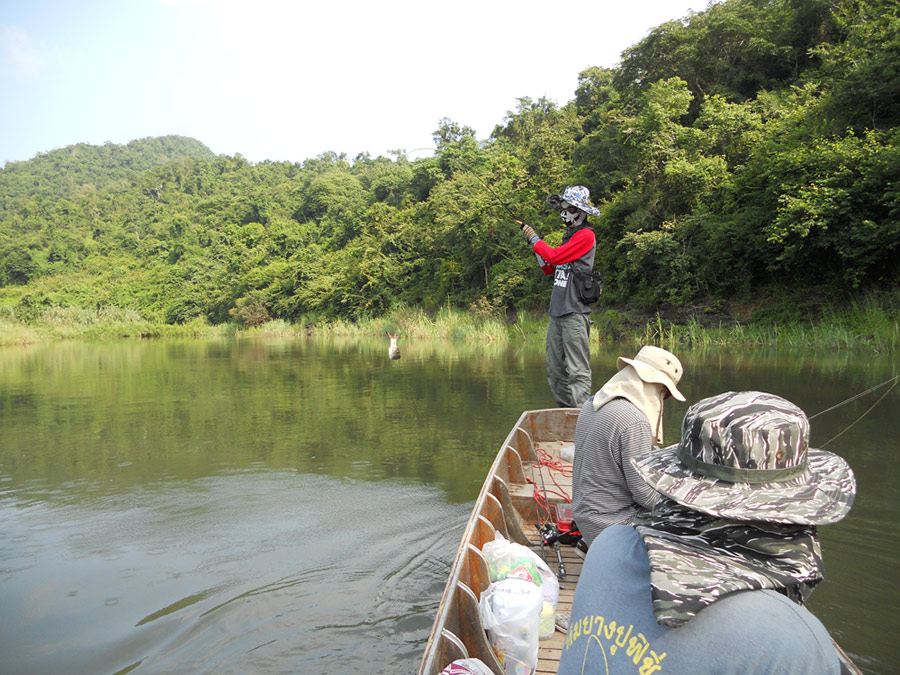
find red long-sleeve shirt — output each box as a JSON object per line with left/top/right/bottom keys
{"left": 533, "top": 228, "right": 596, "bottom": 275}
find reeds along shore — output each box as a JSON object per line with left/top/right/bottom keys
{"left": 2, "top": 296, "right": 898, "bottom": 351}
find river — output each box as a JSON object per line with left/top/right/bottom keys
{"left": 0, "top": 338, "right": 897, "bottom": 674}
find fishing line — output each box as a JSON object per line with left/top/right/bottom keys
{"left": 815, "top": 374, "right": 899, "bottom": 448}
{"left": 809, "top": 374, "right": 900, "bottom": 420}
{"left": 536, "top": 447, "right": 573, "bottom": 502}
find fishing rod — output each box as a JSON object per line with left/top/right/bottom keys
{"left": 411, "top": 147, "right": 531, "bottom": 223}
{"left": 526, "top": 453, "right": 555, "bottom": 574}
{"left": 528, "top": 446, "right": 585, "bottom": 580}
{"left": 447, "top": 156, "right": 524, "bottom": 223}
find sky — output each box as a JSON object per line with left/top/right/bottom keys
{"left": 1, "top": 0, "right": 707, "bottom": 167}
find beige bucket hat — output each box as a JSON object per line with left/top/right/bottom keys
{"left": 617, "top": 346, "right": 685, "bottom": 401}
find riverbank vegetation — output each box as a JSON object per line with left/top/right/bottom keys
{"left": 2, "top": 0, "right": 898, "bottom": 350}
{"left": 3, "top": 292, "right": 897, "bottom": 352}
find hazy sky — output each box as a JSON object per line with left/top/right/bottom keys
{"left": 1, "top": 0, "right": 706, "bottom": 166}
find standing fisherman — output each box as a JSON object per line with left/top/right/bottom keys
{"left": 519, "top": 186, "right": 601, "bottom": 408}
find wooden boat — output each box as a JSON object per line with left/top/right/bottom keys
{"left": 418, "top": 407, "right": 862, "bottom": 675}
{"left": 419, "top": 408, "right": 582, "bottom": 675}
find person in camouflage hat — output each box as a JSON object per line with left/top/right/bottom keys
{"left": 558, "top": 391, "right": 857, "bottom": 675}
{"left": 518, "top": 186, "right": 600, "bottom": 409}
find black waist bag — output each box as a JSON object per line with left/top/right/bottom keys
{"left": 573, "top": 270, "right": 603, "bottom": 304}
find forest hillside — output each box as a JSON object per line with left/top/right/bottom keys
{"left": 2, "top": 0, "right": 898, "bottom": 330}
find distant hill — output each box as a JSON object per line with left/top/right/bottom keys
{"left": 0, "top": 0, "right": 897, "bottom": 329}
{"left": 0, "top": 135, "right": 217, "bottom": 206}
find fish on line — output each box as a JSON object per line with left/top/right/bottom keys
{"left": 387, "top": 332, "right": 401, "bottom": 360}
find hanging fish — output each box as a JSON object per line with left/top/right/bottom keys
{"left": 387, "top": 332, "right": 401, "bottom": 360}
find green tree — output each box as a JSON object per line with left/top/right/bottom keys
{"left": 812, "top": 0, "right": 900, "bottom": 130}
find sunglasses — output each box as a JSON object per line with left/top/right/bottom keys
{"left": 564, "top": 206, "right": 579, "bottom": 213}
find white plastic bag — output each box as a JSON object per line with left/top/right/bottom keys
{"left": 481, "top": 534, "right": 548, "bottom": 584}
{"left": 482, "top": 532, "right": 558, "bottom": 606}
{"left": 538, "top": 566, "right": 559, "bottom": 606}
{"left": 479, "top": 577, "right": 542, "bottom": 675}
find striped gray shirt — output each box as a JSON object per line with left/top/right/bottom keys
{"left": 572, "top": 397, "right": 661, "bottom": 547}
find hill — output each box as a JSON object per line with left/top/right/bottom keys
{"left": 0, "top": 0, "right": 897, "bottom": 334}
{"left": 0, "top": 136, "right": 217, "bottom": 205}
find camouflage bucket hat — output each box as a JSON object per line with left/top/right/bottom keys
{"left": 632, "top": 391, "right": 856, "bottom": 525}
{"left": 546, "top": 185, "right": 602, "bottom": 217}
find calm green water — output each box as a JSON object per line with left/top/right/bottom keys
{"left": 0, "top": 338, "right": 897, "bottom": 674}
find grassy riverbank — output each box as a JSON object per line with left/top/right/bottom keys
{"left": 2, "top": 290, "right": 898, "bottom": 351}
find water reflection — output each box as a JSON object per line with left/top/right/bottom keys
{"left": 0, "top": 339, "right": 897, "bottom": 673}
{"left": 0, "top": 469, "right": 468, "bottom": 675}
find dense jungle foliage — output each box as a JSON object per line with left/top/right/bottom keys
{"left": 1, "top": 0, "right": 898, "bottom": 330}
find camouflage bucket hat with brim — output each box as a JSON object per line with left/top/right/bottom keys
{"left": 632, "top": 390, "right": 856, "bottom": 525}
{"left": 547, "top": 185, "right": 602, "bottom": 217}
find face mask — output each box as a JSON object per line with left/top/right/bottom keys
{"left": 561, "top": 207, "right": 586, "bottom": 226}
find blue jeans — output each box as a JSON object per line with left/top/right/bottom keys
{"left": 545, "top": 313, "right": 592, "bottom": 408}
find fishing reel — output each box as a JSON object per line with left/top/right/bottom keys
{"left": 539, "top": 521, "right": 582, "bottom": 547}
{"left": 538, "top": 521, "right": 583, "bottom": 580}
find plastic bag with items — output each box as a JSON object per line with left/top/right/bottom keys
{"left": 480, "top": 532, "right": 562, "bottom": 669}
{"left": 479, "top": 577, "right": 542, "bottom": 675}
{"left": 481, "top": 533, "right": 559, "bottom": 607}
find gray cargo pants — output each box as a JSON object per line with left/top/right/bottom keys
{"left": 545, "top": 313, "right": 592, "bottom": 408}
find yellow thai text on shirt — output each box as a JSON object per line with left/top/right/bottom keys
{"left": 563, "top": 613, "right": 667, "bottom": 675}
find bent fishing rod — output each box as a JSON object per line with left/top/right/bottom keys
{"left": 449, "top": 156, "right": 523, "bottom": 223}
{"left": 409, "top": 147, "right": 531, "bottom": 225}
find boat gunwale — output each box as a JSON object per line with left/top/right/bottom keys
{"left": 419, "top": 408, "right": 575, "bottom": 675}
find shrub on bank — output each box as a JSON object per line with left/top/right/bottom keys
{"left": 1, "top": 292, "right": 897, "bottom": 351}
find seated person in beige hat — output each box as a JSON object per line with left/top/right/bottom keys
{"left": 572, "top": 346, "right": 686, "bottom": 548}
{"left": 560, "top": 391, "right": 857, "bottom": 675}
